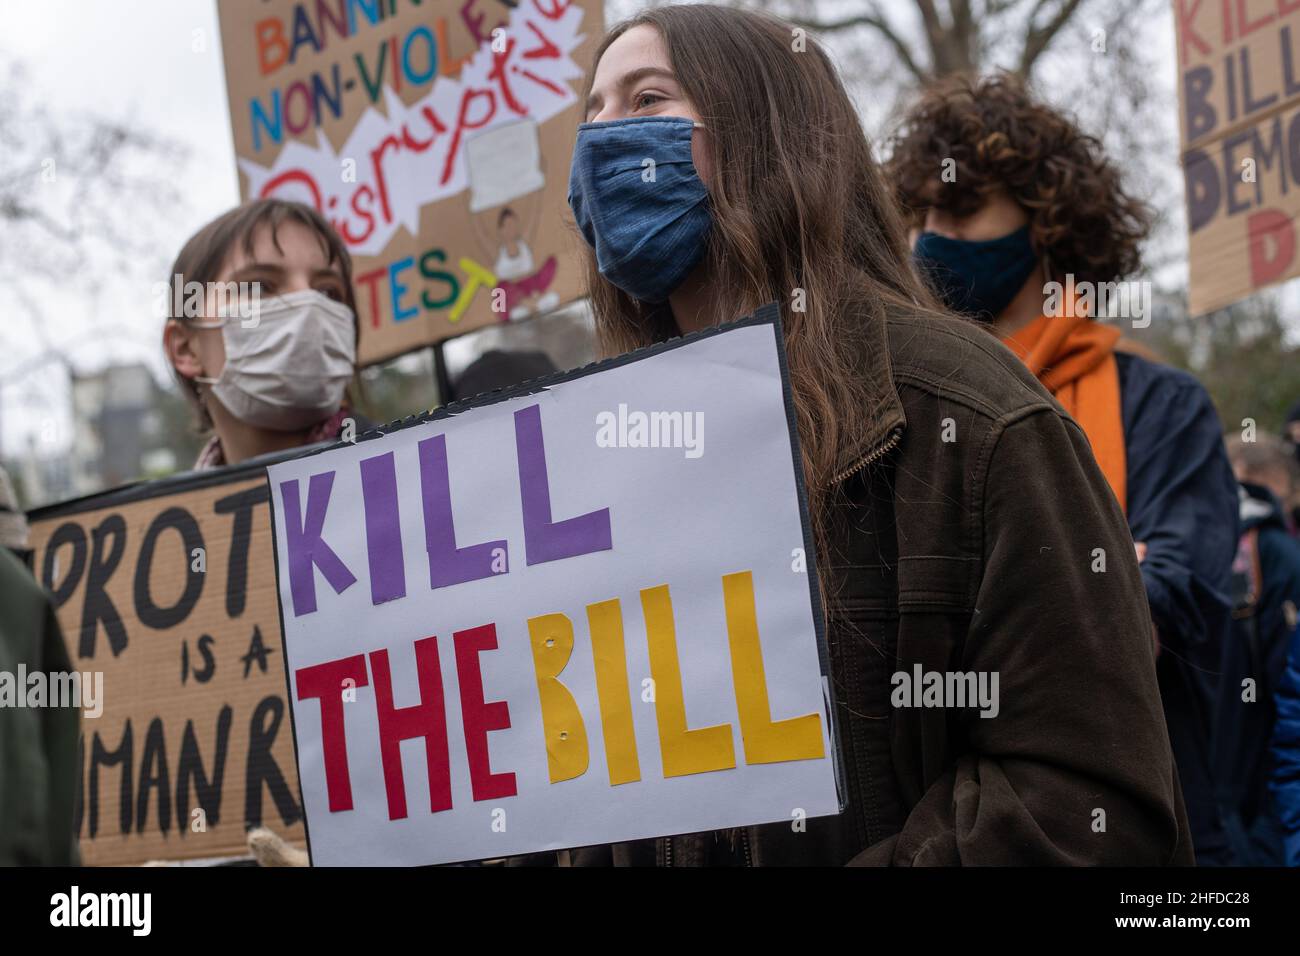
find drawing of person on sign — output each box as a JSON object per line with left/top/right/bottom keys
{"left": 466, "top": 119, "right": 560, "bottom": 322}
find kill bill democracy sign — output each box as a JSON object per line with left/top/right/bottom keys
{"left": 1175, "top": 0, "right": 1300, "bottom": 314}
{"left": 268, "top": 312, "right": 842, "bottom": 865}
{"left": 217, "top": 0, "right": 602, "bottom": 366}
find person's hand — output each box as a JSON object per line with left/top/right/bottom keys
{"left": 247, "top": 827, "right": 309, "bottom": 867}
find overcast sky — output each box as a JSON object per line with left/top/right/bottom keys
{"left": 1, "top": 0, "right": 240, "bottom": 214}
{"left": 0, "top": 0, "right": 241, "bottom": 459}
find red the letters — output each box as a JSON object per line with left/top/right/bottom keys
{"left": 295, "top": 655, "right": 370, "bottom": 812}
{"left": 370, "top": 637, "right": 453, "bottom": 820}
{"left": 454, "top": 624, "right": 517, "bottom": 802}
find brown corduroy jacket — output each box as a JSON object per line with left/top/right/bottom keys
{"left": 574, "top": 306, "right": 1193, "bottom": 867}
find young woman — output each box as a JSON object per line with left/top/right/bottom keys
{"left": 162, "top": 199, "right": 362, "bottom": 469}
{"left": 890, "top": 76, "right": 1239, "bottom": 864}
{"left": 565, "top": 4, "right": 1190, "bottom": 865}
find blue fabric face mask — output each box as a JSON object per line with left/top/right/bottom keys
{"left": 568, "top": 116, "right": 711, "bottom": 304}
{"left": 913, "top": 225, "right": 1038, "bottom": 322}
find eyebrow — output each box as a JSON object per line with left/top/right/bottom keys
{"left": 227, "top": 263, "right": 283, "bottom": 282}
{"left": 226, "top": 263, "right": 344, "bottom": 283}
{"left": 585, "top": 66, "right": 679, "bottom": 116}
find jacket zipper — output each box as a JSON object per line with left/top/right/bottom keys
{"left": 661, "top": 832, "right": 749, "bottom": 866}
{"left": 830, "top": 427, "right": 903, "bottom": 486}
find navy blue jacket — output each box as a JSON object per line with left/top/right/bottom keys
{"left": 1274, "top": 636, "right": 1300, "bottom": 866}
{"left": 1116, "top": 351, "right": 1239, "bottom": 865}
{"left": 1256, "top": 486, "right": 1300, "bottom": 865}
{"left": 1214, "top": 483, "right": 1299, "bottom": 864}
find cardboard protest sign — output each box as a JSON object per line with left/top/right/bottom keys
{"left": 27, "top": 468, "right": 304, "bottom": 865}
{"left": 1175, "top": 1, "right": 1300, "bottom": 314}
{"left": 216, "top": 0, "right": 602, "bottom": 365}
{"left": 267, "top": 310, "right": 842, "bottom": 866}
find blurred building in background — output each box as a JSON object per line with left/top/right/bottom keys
{"left": 12, "top": 434, "right": 73, "bottom": 509}
{"left": 1, "top": 362, "right": 208, "bottom": 510}
{"left": 70, "top": 363, "right": 170, "bottom": 492}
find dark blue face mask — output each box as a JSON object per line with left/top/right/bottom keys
{"left": 567, "top": 116, "right": 711, "bottom": 304}
{"left": 913, "top": 225, "right": 1038, "bottom": 322}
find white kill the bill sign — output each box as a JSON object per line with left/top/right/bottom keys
{"left": 266, "top": 313, "right": 842, "bottom": 865}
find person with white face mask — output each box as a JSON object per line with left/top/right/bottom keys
{"left": 163, "top": 200, "right": 363, "bottom": 468}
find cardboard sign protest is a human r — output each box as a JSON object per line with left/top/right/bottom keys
{"left": 27, "top": 472, "right": 305, "bottom": 865}
{"left": 267, "top": 314, "right": 841, "bottom": 866}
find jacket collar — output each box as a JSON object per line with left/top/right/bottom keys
{"left": 829, "top": 303, "right": 907, "bottom": 484}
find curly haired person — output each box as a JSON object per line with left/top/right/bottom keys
{"left": 889, "top": 75, "right": 1240, "bottom": 865}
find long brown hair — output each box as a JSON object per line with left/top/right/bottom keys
{"left": 582, "top": 4, "right": 945, "bottom": 577}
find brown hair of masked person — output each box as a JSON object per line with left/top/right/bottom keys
{"left": 566, "top": 3, "right": 1190, "bottom": 866}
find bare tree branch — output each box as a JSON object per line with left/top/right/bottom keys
{"left": 0, "top": 53, "right": 189, "bottom": 392}
{"left": 914, "top": 0, "right": 948, "bottom": 45}
{"left": 982, "top": 0, "right": 1022, "bottom": 17}
{"left": 790, "top": 6, "right": 929, "bottom": 82}
{"left": 950, "top": 0, "right": 978, "bottom": 71}
{"left": 1019, "top": 0, "right": 1091, "bottom": 75}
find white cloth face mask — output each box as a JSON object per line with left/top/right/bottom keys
{"left": 193, "top": 288, "right": 357, "bottom": 432}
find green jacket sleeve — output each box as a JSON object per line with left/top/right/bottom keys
{"left": 0, "top": 547, "right": 81, "bottom": 866}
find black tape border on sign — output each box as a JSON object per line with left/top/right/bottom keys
{"left": 269, "top": 303, "right": 842, "bottom": 865}
{"left": 26, "top": 449, "right": 285, "bottom": 520}
{"left": 275, "top": 306, "right": 842, "bottom": 868}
